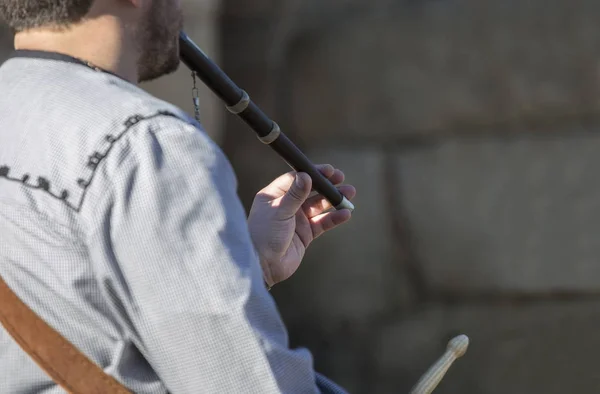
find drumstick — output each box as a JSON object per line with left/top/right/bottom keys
{"left": 409, "top": 335, "right": 469, "bottom": 394}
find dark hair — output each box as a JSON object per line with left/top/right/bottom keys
{"left": 0, "top": 0, "right": 94, "bottom": 32}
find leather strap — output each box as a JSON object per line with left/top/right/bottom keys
{"left": 0, "top": 275, "right": 131, "bottom": 394}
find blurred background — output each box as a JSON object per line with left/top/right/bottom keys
{"left": 4, "top": 0, "right": 600, "bottom": 393}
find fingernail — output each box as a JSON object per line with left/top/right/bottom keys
{"left": 295, "top": 174, "right": 304, "bottom": 188}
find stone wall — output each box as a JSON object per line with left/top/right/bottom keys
{"left": 222, "top": 0, "right": 600, "bottom": 392}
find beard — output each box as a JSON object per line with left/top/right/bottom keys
{"left": 135, "top": 0, "right": 184, "bottom": 83}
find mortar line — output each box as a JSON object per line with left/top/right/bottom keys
{"left": 382, "top": 149, "right": 430, "bottom": 303}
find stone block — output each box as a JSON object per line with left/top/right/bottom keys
{"left": 289, "top": 0, "right": 600, "bottom": 143}
{"left": 373, "top": 301, "right": 600, "bottom": 394}
{"left": 395, "top": 132, "right": 600, "bottom": 293}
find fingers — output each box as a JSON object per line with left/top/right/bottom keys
{"left": 294, "top": 206, "right": 353, "bottom": 249}
{"left": 257, "top": 164, "right": 344, "bottom": 200}
{"left": 309, "top": 209, "right": 353, "bottom": 240}
{"left": 275, "top": 172, "right": 313, "bottom": 219}
{"left": 294, "top": 210, "right": 314, "bottom": 248}
{"left": 302, "top": 185, "right": 356, "bottom": 218}
{"left": 321, "top": 166, "right": 345, "bottom": 186}
{"left": 316, "top": 164, "right": 336, "bottom": 179}
{"left": 257, "top": 172, "right": 297, "bottom": 200}
{"left": 254, "top": 163, "right": 351, "bottom": 221}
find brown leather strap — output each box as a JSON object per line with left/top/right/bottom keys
{"left": 0, "top": 275, "right": 131, "bottom": 394}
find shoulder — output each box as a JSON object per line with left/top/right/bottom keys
{"left": 0, "top": 59, "right": 235, "bottom": 218}
{"left": 79, "top": 110, "right": 239, "bottom": 216}
{"left": 78, "top": 71, "right": 227, "bottom": 167}
{"left": 102, "top": 110, "right": 227, "bottom": 172}
{"left": 66, "top": 67, "right": 237, "bottom": 206}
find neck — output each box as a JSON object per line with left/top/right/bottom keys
{"left": 13, "top": 16, "right": 139, "bottom": 83}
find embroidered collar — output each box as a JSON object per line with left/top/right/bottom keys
{"left": 8, "top": 49, "right": 126, "bottom": 81}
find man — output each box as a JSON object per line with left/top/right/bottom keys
{"left": 0, "top": 0, "right": 356, "bottom": 392}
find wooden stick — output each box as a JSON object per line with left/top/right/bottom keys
{"left": 409, "top": 335, "right": 469, "bottom": 394}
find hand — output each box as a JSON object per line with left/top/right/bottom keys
{"left": 247, "top": 165, "right": 356, "bottom": 288}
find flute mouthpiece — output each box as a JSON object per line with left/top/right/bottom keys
{"left": 409, "top": 335, "right": 469, "bottom": 394}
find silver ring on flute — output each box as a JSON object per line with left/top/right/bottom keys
{"left": 226, "top": 90, "right": 250, "bottom": 114}
{"left": 258, "top": 122, "right": 281, "bottom": 145}
{"left": 335, "top": 196, "right": 355, "bottom": 212}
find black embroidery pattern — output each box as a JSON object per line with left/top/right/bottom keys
{"left": 0, "top": 110, "right": 178, "bottom": 212}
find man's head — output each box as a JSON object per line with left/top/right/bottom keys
{"left": 0, "top": 0, "right": 184, "bottom": 82}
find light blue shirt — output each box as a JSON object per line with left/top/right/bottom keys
{"left": 0, "top": 51, "right": 346, "bottom": 394}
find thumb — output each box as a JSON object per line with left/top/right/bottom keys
{"left": 277, "top": 172, "right": 312, "bottom": 219}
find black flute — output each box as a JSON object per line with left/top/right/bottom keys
{"left": 178, "top": 32, "right": 354, "bottom": 212}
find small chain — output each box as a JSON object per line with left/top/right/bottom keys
{"left": 84, "top": 61, "right": 102, "bottom": 72}
{"left": 192, "top": 72, "right": 201, "bottom": 122}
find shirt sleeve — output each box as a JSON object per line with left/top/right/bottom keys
{"left": 84, "top": 114, "right": 321, "bottom": 393}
